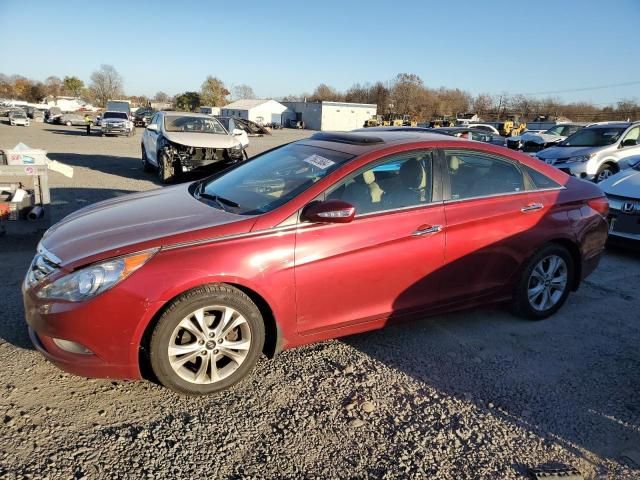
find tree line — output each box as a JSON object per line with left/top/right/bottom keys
{"left": 2, "top": 67, "right": 638, "bottom": 122}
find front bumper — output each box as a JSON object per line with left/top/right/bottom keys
{"left": 538, "top": 158, "right": 594, "bottom": 180}
{"left": 607, "top": 206, "right": 640, "bottom": 241}
{"left": 23, "top": 278, "right": 162, "bottom": 380}
{"left": 102, "top": 124, "right": 131, "bottom": 135}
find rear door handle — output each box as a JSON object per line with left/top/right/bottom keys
{"left": 521, "top": 203, "right": 544, "bottom": 212}
{"left": 412, "top": 225, "right": 443, "bottom": 236}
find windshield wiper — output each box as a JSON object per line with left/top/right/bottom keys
{"left": 195, "top": 184, "right": 240, "bottom": 210}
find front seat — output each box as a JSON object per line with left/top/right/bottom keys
{"left": 383, "top": 159, "right": 427, "bottom": 209}
{"left": 342, "top": 174, "right": 374, "bottom": 214}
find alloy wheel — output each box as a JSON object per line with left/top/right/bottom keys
{"left": 527, "top": 255, "right": 568, "bottom": 312}
{"left": 597, "top": 168, "right": 613, "bottom": 182}
{"left": 167, "top": 305, "right": 251, "bottom": 384}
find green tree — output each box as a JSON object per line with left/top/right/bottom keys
{"left": 175, "top": 91, "right": 201, "bottom": 112}
{"left": 200, "top": 76, "right": 229, "bottom": 106}
{"left": 63, "top": 76, "right": 85, "bottom": 97}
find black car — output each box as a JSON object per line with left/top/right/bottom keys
{"left": 134, "top": 108, "right": 155, "bottom": 127}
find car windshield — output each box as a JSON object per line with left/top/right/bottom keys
{"left": 560, "top": 127, "right": 626, "bottom": 147}
{"left": 195, "top": 143, "right": 354, "bottom": 215}
{"left": 164, "top": 115, "right": 226, "bottom": 134}
{"left": 104, "top": 112, "right": 128, "bottom": 120}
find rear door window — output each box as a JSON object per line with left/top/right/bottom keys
{"left": 445, "top": 150, "right": 525, "bottom": 200}
{"left": 522, "top": 165, "right": 562, "bottom": 189}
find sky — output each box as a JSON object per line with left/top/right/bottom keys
{"left": 1, "top": 0, "right": 639, "bottom": 105}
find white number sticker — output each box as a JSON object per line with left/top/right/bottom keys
{"left": 303, "top": 154, "right": 335, "bottom": 169}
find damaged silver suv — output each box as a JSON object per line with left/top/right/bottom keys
{"left": 141, "top": 112, "right": 245, "bottom": 183}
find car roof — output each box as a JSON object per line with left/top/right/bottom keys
{"left": 297, "top": 130, "right": 459, "bottom": 155}
{"left": 161, "top": 111, "right": 213, "bottom": 119}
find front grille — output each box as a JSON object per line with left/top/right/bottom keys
{"left": 26, "top": 247, "right": 60, "bottom": 287}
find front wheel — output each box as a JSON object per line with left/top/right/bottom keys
{"left": 157, "top": 149, "right": 174, "bottom": 183}
{"left": 511, "top": 244, "right": 574, "bottom": 320}
{"left": 149, "top": 284, "right": 265, "bottom": 395}
{"left": 595, "top": 164, "right": 616, "bottom": 183}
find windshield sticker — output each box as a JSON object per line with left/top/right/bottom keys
{"left": 303, "top": 154, "right": 335, "bottom": 169}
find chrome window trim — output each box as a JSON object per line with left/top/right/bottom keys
{"left": 354, "top": 200, "right": 443, "bottom": 219}
{"left": 443, "top": 186, "right": 566, "bottom": 205}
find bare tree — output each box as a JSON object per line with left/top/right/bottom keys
{"left": 62, "top": 76, "right": 84, "bottom": 97}
{"left": 310, "top": 83, "right": 342, "bottom": 102}
{"left": 89, "top": 65, "right": 124, "bottom": 107}
{"left": 391, "top": 73, "right": 424, "bottom": 115}
{"left": 233, "top": 84, "right": 255, "bottom": 100}
{"left": 45, "top": 76, "right": 63, "bottom": 100}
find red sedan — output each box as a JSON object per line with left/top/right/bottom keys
{"left": 23, "top": 131, "right": 608, "bottom": 395}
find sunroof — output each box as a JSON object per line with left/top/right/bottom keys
{"left": 310, "top": 132, "right": 385, "bottom": 145}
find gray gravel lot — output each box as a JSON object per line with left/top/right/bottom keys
{"left": 0, "top": 122, "right": 639, "bottom": 479}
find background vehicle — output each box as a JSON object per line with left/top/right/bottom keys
{"left": 101, "top": 111, "right": 135, "bottom": 137}
{"left": 46, "top": 107, "right": 62, "bottom": 123}
{"left": 467, "top": 124, "right": 501, "bottom": 135}
{"left": 9, "top": 110, "right": 29, "bottom": 126}
{"left": 106, "top": 100, "right": 132, "bottom": 119}
{"left": 214, "top": 116, "right": 250, "bottom": 149}
{"left": 134, "top": 107, "right": 155, "bottom": 127}
{"left": 535, "top": 121, "right": 640, "bottom": 182}
{"left": 507, "top": 123, "right": 584, "bottom": 152}
{"left": 24, "top": 131, "right": 608, "bottom": 395}
{"left": 59, "top": 113, "right": 86, "bottom": 126}
{"left": 431, "top": 126, "right": 505, "bottom": 145}
{"left": 141, "top": 112, "right": 244, "bottom": 182}
{"left": 599, "top": 155, "right": 640, "bottom": 242}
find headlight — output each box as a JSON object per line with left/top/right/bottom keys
{"left": 568, "top": 154, "right": 595, "bottom": 163}
{"left": 233, "top": 143, "right": 242, "bottom": 151}
{"left": 37, "top": 250, "right": 156, "bottom": 302}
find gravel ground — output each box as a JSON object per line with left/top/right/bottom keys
{"left": 0, "top": 121, "right": 639, "bottom": 479}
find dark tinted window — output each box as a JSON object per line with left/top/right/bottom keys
{"left": 445, "top": 151, "right": 524, "bottom": 200}
{"left": 523, "top": 165, "right": 561, "bottom": 189}
{"left": 327, "top": 151, "right": 433, "bottom": 214}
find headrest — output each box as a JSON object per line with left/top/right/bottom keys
{"left": 399, "top": 159, "right": 425, "bottom": 189}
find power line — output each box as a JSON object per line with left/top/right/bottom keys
{"left": 518, "top": 80, "right": 640, "bottom": 97}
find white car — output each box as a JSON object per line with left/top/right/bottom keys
{"left": 599, "top": 155, "right": 640, "bottom": 242}
{"left": 141, "top": 112, "right": 245, "bottom": 183}
{"left": 101, "top": 111, "right": 135, "bottom": 137}
{"left": 214, "top": 116, "right": 250, "bottom": 149}
{"left": 467, "top": 123, "right": 500, "bottom": 136}
{"left": 507, "top": 124, "right": 584, "bottom": 153}
{"left": 9, "top": 110, "right": 30, "bottom": 126}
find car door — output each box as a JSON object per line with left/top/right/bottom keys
{"left": 145, "top": 114, "right": 160, "bottom": 165}
{"left": 614, "top": 125, "right": 640, "bottom": 163}
{"left": 294, "top": 150, "right": 446, "bottom": 335}
{"left": 440, "top": 149, "right": 547, "bottom": 305}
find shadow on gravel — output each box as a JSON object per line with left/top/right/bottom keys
{"left": 345, "top": 247, "right": 640, "bottom": 472}
{"left": 43, "top": 128, "right": 93, "bottom": 136}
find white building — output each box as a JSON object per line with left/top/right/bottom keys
{"left": 220, "top": 99, "right": 288, "bottom": 125}
{"left": 281, "top": 101, "right": 377, "bottom": 131}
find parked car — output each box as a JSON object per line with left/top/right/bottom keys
{"left": 101, "top": 111, "right": 135, "bottom": 137}
{"left": 23, "top": 131, "right": 608, "bottom": 395}
{"left": 134, "top": 108, "right": 155, "bottom": 127}
{"left": 59, "top": 113, "right": 86, "bottom": 126}
{"left": 507, "top": 123, "right": 584, "bottom": 153}
{"left": 599, "top": 155, "right": 640, "bottom": 242}
{"left": 430, "top": 126, "right": 503, "bottom": 145}
{"left": 214, "top": 116, "right": 250, "bottom": 149}
{"left": 9, "top": 110, "right": 30, "bottom": 126}
{"left": 141, "top": 112, "right": 244, "bottom": 182}
{"left": 32, "top": 110, "right": 45, "bottom": 123}
{"left": 466, "top": 124, "right": 501, "bottom": 136}
{"left": 47, "top": 107, "right": 62, "bottom": 123}
{"left": 535, "top": 121, "right": 640, "bottom": 182}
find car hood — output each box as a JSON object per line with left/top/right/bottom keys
{"left": 536, "top": 145, "right": 598, "bottom": 159}
{"left": 163, "top": 131, "right": 241, "bottom": 149}
{"left": 512, "top": 132, "right": 564, "bottom": 144}
{"left": 599, "top": 168, "right": 640, "bottom": 200}
{"left": 41, "top": 183, "right": 255, "bottom": 268}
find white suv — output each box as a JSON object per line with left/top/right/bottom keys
{"left": 535, "top": 121, "right": 640, "bottom": 182}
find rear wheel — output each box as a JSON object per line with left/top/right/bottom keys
{"left": 149, "top": 284, "right": 265, "bottom": 395}
{"left": 511, "top": 244, "right": 574, "bottom": 320}
{"left": 141, "top": 145, "right": 153, "bottom": 172}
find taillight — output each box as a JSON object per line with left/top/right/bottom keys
{"left": 588, "top": 196, "right": 609, "bottom": 217}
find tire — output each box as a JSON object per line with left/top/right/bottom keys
{"left": 149, "top": 284, "right": 265, "bottom": 395}
{"left": 511, "top": 244, "right": 574, "bottom": 320}
{"left": 141, "top": 145, "right": 153, "bottom": 172}
{"left": 157, "top": 149, "right": 174, "bottom": 183}
{"left": 595, "top": 163, "right": 616, "bottom": 183}
{"left": 65, "top": 121, "right": 72, "bottom": 126}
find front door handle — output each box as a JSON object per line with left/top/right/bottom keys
{"left": 412, "top": 224, "right": 443, "bottom": 236}
{"left": 521, "top": 203, "right": 544, "bottom": 212}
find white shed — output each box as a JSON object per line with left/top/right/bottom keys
{"left": 281, "top": 101, "right": 377, "bottom": 131}
{"left": 220, "top": 99, "right": 288, "bottom": 125}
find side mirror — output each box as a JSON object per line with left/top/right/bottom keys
{"left": 146, "top": 124, "right": 158, "bottom": 132}
{"left": 302, "top": 200, "right": 356, "bottom": 224}
{"left": 621, "top": 138, "right": 637, "bottom": 148}
{"left": 232, "top": 128, "right": 244, "bottom": 136}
